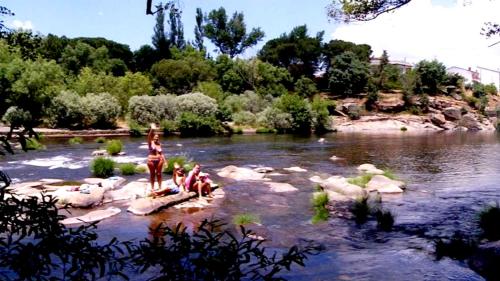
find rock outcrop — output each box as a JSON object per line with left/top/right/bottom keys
{"left": 320, "top": 176, "right": 365, "bottom": 198}
{"left": 357, "top": 164, "right": 384, "bottom": 175}
{"left": 365, "top": 175, "right": 405, "bottom": 194}
{"left": 217, "top": 165, "right": 268, "bottom": 181}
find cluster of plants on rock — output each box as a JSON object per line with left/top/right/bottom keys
{"left": 119, "top": 163, "right": 136, "bottom": 176}
{"left": 105, "top": 139, "right": 123, "bottom": 155}
{"left": 233, "top": 213, "right": 261, "bottom": 226}
{"left": 68, "top": 136, "right": 83, "bottom": 144}
{"left": 350, "top": 195, "right": 395, "bottom": 230}
{"left": 311, "top": 192, "right": 330, "bottom": 224}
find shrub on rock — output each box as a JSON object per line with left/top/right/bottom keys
{"left": 90, "top": 157, "right": 115, "bottom": 178}
{"left": 106, "top": 140, "right": 123, "bottom": 155}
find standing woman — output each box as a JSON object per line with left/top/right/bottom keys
{"left": 147, "top": 124, "right": 165, "bottom": 194}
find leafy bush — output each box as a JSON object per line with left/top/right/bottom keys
{"left": 163, "top": 155, "right": 194, "bottom": 174}
{"left": 351, "top": 196, "right": 370, "bottom": 224}
{"left": 177, "top": 112, "right": 224, "bottom": 137}
{"left": 81, "top": 93, "right": 121, "bottom": 128}
{"left": 478, "top": 203, "right": 500, "bottom": 241}
{"left": 311, "top": 96, "right": 332, "bottom": 133}
{"left": 106, "top": 140, "right": 123, "bottom": 155}
{"left": 119, "top": 163, "right": 136, "bottom": 176}
{"left": 128, "top": 95, "right": 161, "bottom": 125}
{"left": 255, "top": 127, "right": 277, "bottom": 134}
{"left": 232, "top": 111, "right": 256, "bottom": 126}
{"left": 95, "top": 136, "right": 106, "bottom": 143}
{"left": 90, "top": 157, "right": 115, "bottom": 178}
{"left": 128, "top": 219, "right": 320, "bottom": 280}
{"left": 2, "top": 106, "right": 32, "bottom": 128}
{"left": 176, "top": 92, "right": 218, "bottom": 116}
{"left": 68, "top": 137, "right": 83, "bottom": 145}
{"left": 194, "top": 81, "right": 226, "bottom": 102}
{"left": 223, "top": 91, "right": 270, "bottom": 114}
{"left": 484, "top": 83, "right": 498, "bottom": 95}
{"left": 233, "top": 213, "right": 260, "bottom": 225}
{"left": 25, "top": 138, "right": 45, "bottom": 150}
{"left": 295, "top": 76, "right": 317, "bottom": 98}
{"left": 375, "top": 209, "right": 395, "bottom": 231}
{"left": 257, "top": 107, "right": 292, "bottom": 133}
{"left": 276, "top": 94, "right": 312, "bottom": 134}
{"left": 128, "top": 120, "right": 144, "bottom": 137}
{"left": 48, "top": 91, "right": 85, "bottom": 129}
{"left": 328, "top": 51, "right": 370, "bottom": 97}
{"left": 414, "top": 59, "right": 447, "bottom": 94}
{"left": 311, "top": 192, "right": 329, "bottom": 224}
{"left": 161, "top": 119, "right": 178, "bottom": 135}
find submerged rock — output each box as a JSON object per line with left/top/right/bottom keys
{"left": 469, "top": 241, "right": 500, "bottom": 280}
{"left": 283, "top": 166, "right": 307, "bottom": 172}
{"left": 217, "top": 165, "right": 267, "bottom": 181}
{"left": 264, "top": 182, "right": 298, "bottom": 193}
{"left": 253, "top": 166, "right": 274, "bottom": 173}
{"left": 365, "top": 175, "right": 405, "bottom": 193}
{"left": 91, "top": 150, "right": 107, "bottom": 156}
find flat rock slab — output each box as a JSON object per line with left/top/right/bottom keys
{"left": 264, "top": 182, "right": 298, "bottom": 193}
{"left": 60, "top": 207, "right": 121, "bottom": 225}
{"left": 321, "top": 176, "right": 365, "bottom": 197}
{"left": 40, "top": 179, "right": 64, "bottom": 184}
{"left": 53, "top": 185, "right": 105, "bottom": 208}
{"left": 253, "top": 167, "right": 274, "bottom": 173}
{"left": 309, "top": 176, "right": 324, "bottom": 184}
{"left": 283, "top": 166, "right": 307, "bottom": 172}
{"left": 127, "top": 184, "right": 219, "bottom": 215}
{"left": 217, "top": 165, "right": 267, "bottom": 181}
{"left": 324, "top": 190, "right": 350, "bottom": 202}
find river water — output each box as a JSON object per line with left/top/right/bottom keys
{"left": 1, "top": 132, "right": 499, "bottom": 280}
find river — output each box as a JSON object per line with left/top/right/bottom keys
{"left": 1, "top": 132, "right": 499, "bottom": 280}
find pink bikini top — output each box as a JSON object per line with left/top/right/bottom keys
{"left": 149, "top": 143, "right": 162, "bottom": 154}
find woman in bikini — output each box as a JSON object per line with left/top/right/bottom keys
{"left": 185, "top": 163, "right": 213, "bottom": 200}
{"left": 147, "top": 124, "right": 165, "bottom": 194}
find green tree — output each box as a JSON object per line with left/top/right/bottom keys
{"left": 115, "top": 72, "right": 153, "bottom": 109}
{"left": 152, "top": 3, "right": 171, "bottom": 60}
{"left": 39, "top": 33, "right": 70, "bottom": 61}
{"left": 168, "top": 4, "right": 185, "bottom": 49}
{"left": 295, "top": 76, "right": 318, "bottom": 98}
{"left": 204, "top": 7, "right": 265, "bottom": 58}
{"left": 323, "top": 39, "right": 372, "bottom": 72}
{"left": 69, "top": 67, "right": 118, "bottom": 96}
{"left": 414, "top": 59, "right": 446, "bottom": 94}
{"left": 259, "top": 25, "right": 324, "bottom": 80}
{"left": 73, "top": 37, "right": 133, "bottom": 67}
{"left": 0, "top": 5, "right": 14, "bottom": 36}
{"left": 328, "top": 51, "right": 370, "bottom": 96}
{"left": 194, "top": 8, "right": 205, "bottom": 52}
{"left": 133, "top": 44, "right": 157, "bottom": 72}
{"left": 3, "top": 30, "right": 42, "bottom": 60}
{"left": 151, "top": 47, "right": 216, "bottom": 94}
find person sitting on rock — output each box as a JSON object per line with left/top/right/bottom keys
{"left": 172, "top": 163, "right": 186, "bottom": 192}
{"left": 185, "top": 163, "right": 213, "bottom": 200}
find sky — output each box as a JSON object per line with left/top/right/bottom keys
{"left": 3, "top": 0, "right": 500, "bottom": 70}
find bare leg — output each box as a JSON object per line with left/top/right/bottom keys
{"left": 197, "top": 182, "right": 203, "bottom": 199}
{"left": 147, "top": 161, "right": 156, "bottom": 194}
{"left": 203, "top": 182, "right": 213, "bottom": 198}
{"left": 156, "top": 160, "right": 164, "bottom": 190}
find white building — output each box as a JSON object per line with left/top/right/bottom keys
{"left": 477, "top": 66, "right": 500, "bottom": 90}
{"left": 447, "top": 66, "right": 480, "bottom": 84}
{"left": 370, "top": 58, "right": 413, "bottom": 74}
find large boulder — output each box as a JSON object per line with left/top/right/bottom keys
{"left": 283, "top": 166, "right": 307, "bottom": 172}
{"left": 442, "top": 107, "right": 462, "bottom": 120}
{"left": 357, "top": 164, "right": 384, "bottom": 175}
{"left": 320, "top": 176, "right": 365, "bottom": 197}
{"left": 365, "top": 175, "right": 405, "bottom": 193}
{"left": 375, "top": 94, "right": 405, "bottom": 112}
{"left": 217, "top": 165, "right": 267, "bottom": 181}
{"left": 459, "top": 113, "right": 482, "bottom": 131}
{"left": 430, "top": 113, "right": 446, "bottom": 126}
{"left": 323, "top": 190, "right": 350, "bottom": 202}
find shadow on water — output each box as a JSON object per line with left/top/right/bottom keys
{"left": 1, "top": 131, "right": 499, "bottom": 280}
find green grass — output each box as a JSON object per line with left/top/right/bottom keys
{"left": 90, "top": 157, "right": 115, "bottom": 178}
{"left": 119, "top": 163, "right": 136, "bottom": 176}
{"left": 233, "top": 213, "right": 260, "bottom": 225}
{"left": 256, "top": 127, "right": 277, "bottom": 134}
{"left": 163, "top": 155, "right": 193, "bottom": 174}
{"left": 400, "top": 126, "right": 408, "bottom": 131}
{"left": 351, "top": 196, "right": 370, "bottom": 224}
{"left": 347, "top": 174, "right": 373, "bottom": 188}
{"left": 435, "top": 233, "right": 477, "bottom": 260}
{"left": 135, "top": 165, "right": 147, "bottom": 173}
{"left": 375, "top": 209, "right": 395, "bottom": 231}
{"left": 478, "top": 203, "right": 500, "bottom": 241}
{"left": 68, "top": 137, "right": 83, "bottom": 145}
{"left": 25, "top": 138, "right": 45, "bottom": 150}
{"left": 311, "top": 192, "right": 329, "bottom": 224}
{"left": 94, "top": 137, "right": 106, "bottom": 143}
{"left": 382, "top": 168, "right": 397, "bottom": 180}
{"left": 106, "top": 139, "right": 123, "bottom": 155}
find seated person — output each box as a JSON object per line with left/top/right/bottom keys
{"left": 172, "top": 163, "right": 186, "bottom": 192}
{"left": 185, "top": 163, "right": 213, "bottom": 200}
